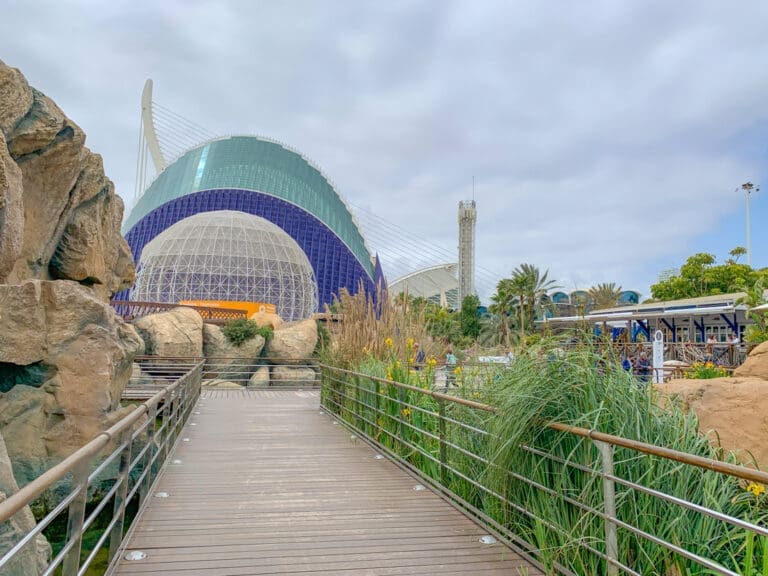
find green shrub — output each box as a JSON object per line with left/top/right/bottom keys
{"left": 222, "top": 319, "right": 272, "bottom": 347}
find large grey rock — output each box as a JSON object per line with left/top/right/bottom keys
{"left": 134, "top": 307, "right": 203, "bottom": 358}
{"left": 267, "top": 319, "right": 318, "bottom": 364}
{"left": 203, "top": 323, "right": 264, "bottom": 380}
{"left": 0, "top": 280, "right": 142, "bottom": 483}
{"left": 270, "top": 366, "right": 317, "bottom": 387}
{"left": 0, "top": 61, "right": 33, "bottom": 136}
{"left": 0, "top": 431, "right": 51, "bottom": 576}
{"left": 248, "top": 366, "right": 270, "bottom": 388}
{"left": 0, "top": 62, "right": 144, "bottom": 517}
{"left": 0, "top": 60, "right": 135, "bottom": 295}
{"left": 0, "top": 386, "right": 50, "bottom": 484}
{"left": 0, "top": 131, "right": 23, "bottom": 282}
{"left": 0, "top": 280, "right": 46, "bottom": 365}
{"left": 130, "top": 363, "right": 155, "bottom": 387}
{"left": 50, "top": 153, "right": 135, "bottom": 296}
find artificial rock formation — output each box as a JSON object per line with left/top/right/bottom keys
{"left": 0, "top": 60, "right": 142, "bottom": 574}
{"left": 134, "top": 307, "right": 203, "bottom": 358}
{"left": 271, "top": 366, "right": 317, "bottom": 387}
{"left": 0, "top": 280, "right": 142, "bottom": 482}
{"left": 732, "top": 341, "right": 768, "bottom": 380}
{"left": 657, "top": 376, "right": 768, "bottom": 469}
{"left": 0, "top": 60, "right": 134, "bottom": 296}
{"left": 249, "top": 309, "right": 283, "bottom": 330}
{"left": 267, "top": 318, "right": 318, "bottom": 364}
{"left": 0, "top": 432, "right": 50, "bottom": 576}
{"left": 248, "top": 366, "right": 271, "bottom": 387}
{"left": 202, "top": 323, "right": 265, "bottom": 380}
{"left": 656, "top": 343, "right": 768, "bottom": 469}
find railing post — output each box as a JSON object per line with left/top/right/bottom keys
{"left": 161, "top": 390, "right": 171, "bottom": 464}
{"left": 108, "top": 427, "right": 134, "bottom": 562}
{"left": 437, "top": 397, "right": 447, "bottom": 486}
{"left": 354, "top": 374, "right": 362, "bottom": 429}
{"left": 397, "top": 386, "right": 406, "bottom": 450}
{"left": 594, "top": 440, "right": 619, "bottom": 576}
{"left": 61, "top": 460, "right": 90, "bottom": 576}
{"left": 140, "top": 402, "right": 158, "bottom": 508}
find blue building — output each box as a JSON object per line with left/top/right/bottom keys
{"left": 120, "top": 135, "right": 384, "bottom": 313}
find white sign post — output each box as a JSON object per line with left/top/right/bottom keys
{"left": 652, "top": 330, "right": 664, "bottom": 384}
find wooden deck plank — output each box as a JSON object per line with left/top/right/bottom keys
{"left": 111, "top": 390, "right": 541, "bottom": 575}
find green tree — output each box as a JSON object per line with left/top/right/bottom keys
{"left": 490, "top": 278, "right": 517, "bottom": 347}
{"left": 510, "top": 263, "right": 557, "bottom": 337}
{"left": 728, "top": 246, "right": 747, "bottom": 264}
{"left": 650, "top": 250, "right": 764, "bottom": 300}
{"left": 737, "top": 280, "right": 768, "bottom": 345}
{"left": 587, "top": 283, "right": 622, "bottom": 310}
{"left": 460, "top": 294, "right": 481, "bottom": 339}
{"left": 489, "top": 264, "right": 557, "bottom": 345}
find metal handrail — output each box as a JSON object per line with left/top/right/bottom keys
{"left": 319, "top": 364, "right": 768, "bottom": 575}
{"left": 322, "top": 364, "right": 768, "bottom": 485}
{"left": 0, "top": 360, "right": 204, "bottom": 575}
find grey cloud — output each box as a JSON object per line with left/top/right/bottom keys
{"left": 1, "top": 0, "right": 766, "bottom": 301}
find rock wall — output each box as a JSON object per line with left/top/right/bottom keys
{"left": 656, "top": 343, "right": 768, "bottom": 470}
{"left": 0, "top": 432, "right": 50, "bottom": 574}
{"left": 0, "top": 280, "right": 142, "bottom": 483}
{"left": 733, "top": 341, "right": 768, "bottom": 380}
{"left": 0, "top": 60, "right": 134, "bottom": 296}
{"left": 656, "top": 376, "right": 768, "bottom": 469}
{"left": 0, "top": 59, "right": 142, "bottom": 569}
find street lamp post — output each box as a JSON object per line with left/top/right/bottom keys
{"left": 739, "top": 182, "right": 760, "bottom": 267}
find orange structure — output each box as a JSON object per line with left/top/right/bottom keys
{"left": 179, "top": 300, "right": 276, "bottom": 317}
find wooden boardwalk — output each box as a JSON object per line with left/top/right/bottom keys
{"left": 111, "top": 389, "right": 542, "bottom": 575}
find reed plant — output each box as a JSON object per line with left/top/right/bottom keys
{"left": 322, "top": 332, "right": 768, "bottom": 575}
{"left": 484, "top": 336, "right": 768, "bottom": 574}
{"left": 319, "top": 288, "right": 441, "bottom": 367}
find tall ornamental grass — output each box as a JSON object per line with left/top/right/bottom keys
{"left": 320, "top": 288, "right": 439, "bottom": 368}
{"left": 484, "top": 341, "right": 767, "bottom": 574}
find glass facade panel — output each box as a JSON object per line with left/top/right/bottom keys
{"left": 124, "top": 136, "right": 373, "bottom": 277}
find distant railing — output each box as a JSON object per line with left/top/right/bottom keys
{"left": 110, "top": 300, "right": 248, "bottom": 323}
{"left": 612, "top": 342, "right": 747, "bottom": 368}
{"left": 320, "top": 365, "right": 768, "bottom": 575}
{"left": 124, "top": 356, "right": 320, "bottom": 399}
{"left": 0, "top": 360, "right": 204, "bottom": 576}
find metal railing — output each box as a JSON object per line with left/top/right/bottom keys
{"left": 613, "top": 342, "right": 747, "bottom": 368}
{"left": 320, "top": 365, "right": 768, "bottom": 575}
{"left": 110, "top": 300, "right": 248, "bottom": 323}
{"left": 124, "top": 357, "right": 320, "bottom": 399}
{"left": 0, "top": 360, "right": 204, "bottom": 576}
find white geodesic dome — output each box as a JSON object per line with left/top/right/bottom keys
{"left": 131, "top": 211, "right": 318, "bottom": 320}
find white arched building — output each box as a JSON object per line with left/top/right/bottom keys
{"left": 389, "top": 263, "right": 460, "bottom": 309}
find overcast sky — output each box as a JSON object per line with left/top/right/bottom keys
{"left": 2, "top": 1, "right": 766, "bottom": 301}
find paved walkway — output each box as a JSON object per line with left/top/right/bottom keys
{"left": 111, "top": 389, "right": 541, "bottom": 575}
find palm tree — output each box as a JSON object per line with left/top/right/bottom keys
{"left": 490, "top": 278, "right": 517, "bottom": 347}
{"left": 737, "top": 279, "right": 767, "bottom": 344}
{"left": 509, "top": 264, "right": 558, "bottom": 343}
{"left": 587, "top": 283, "right": 622, "bottom": 311}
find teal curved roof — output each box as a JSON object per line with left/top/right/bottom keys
{"left": 124, "top": 136, "right": 373, "bottom": 275}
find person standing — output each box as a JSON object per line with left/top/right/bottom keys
{"left": 635, "top": 352, "right": 651, "bottom": 382}
{"left": 414, "top": 342, "right": 425, "bottom": 367}
{"left": 445, "top": 348, "right": 457, "bottom": 387}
